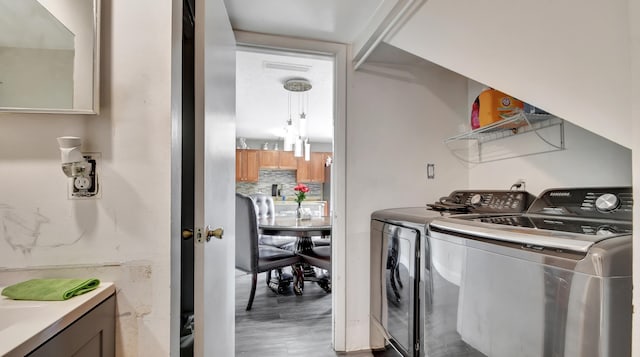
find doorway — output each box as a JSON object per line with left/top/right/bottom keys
{"left": 175, "top": 21, "right": 348, "bottom": 354}
{"left": 234, "top": 45, "right": 335, "bottom": 354}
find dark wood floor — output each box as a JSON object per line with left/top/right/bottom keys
{"left": 235, "top": 270, "right": 400, "bottom": 357}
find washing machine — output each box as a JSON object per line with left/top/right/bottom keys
{"left": 427, "top": 187, "right": 633, "bottom": 357}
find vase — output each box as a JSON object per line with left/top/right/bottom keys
{"left": 296, "top": 203, "right": 302, "bottom": 219}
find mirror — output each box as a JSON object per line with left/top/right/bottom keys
{"left": 0, "top": 0, "right": 99, "bottom": 114}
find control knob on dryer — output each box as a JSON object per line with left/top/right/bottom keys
{"left": 470, "top": 194, "right": 483, "bottom": 206}
{"left": 595, "top": 193, "right": 619, "bottom": 212}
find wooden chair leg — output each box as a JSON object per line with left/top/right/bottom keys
{"left": 246, "top": 272, "right": 257, "bottom": 311}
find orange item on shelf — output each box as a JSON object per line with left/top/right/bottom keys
{"left": 478, "top": 89, "right": 524, "bottom": 128}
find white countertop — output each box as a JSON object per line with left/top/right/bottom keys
{"left": 273, "top": 199, "right": 325, "bottom": 205}
{"left": 0, "top": 282, "right": 115, "bottom": 357}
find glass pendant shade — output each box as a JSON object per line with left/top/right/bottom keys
{"left": 298, "top": 114, "right": 307, "bottom": 138}
{"left": 294, "top": 136, "right": 303, "bottom": 157}
{"left": 304, "top": 139, "right": 311, "bottom": 161}
{"left": 283, "top": 120, "right": 294, "bottom": 151}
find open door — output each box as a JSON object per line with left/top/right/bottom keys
{"left": 192, "top": 0, "right": 236, "bottom": 355}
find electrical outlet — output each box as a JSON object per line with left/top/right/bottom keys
{"left": 74, "top": 176, "right": 92, "bottom": 190}
{"left": 68, "top": 152, "right": 101, "bottom": 199}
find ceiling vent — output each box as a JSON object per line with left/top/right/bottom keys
{"left": 263, "top": 61, "right": 311, "bottom": 72}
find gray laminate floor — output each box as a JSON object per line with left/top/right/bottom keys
{"left": 235, "top": 270, "right": 400, "bottom": 357}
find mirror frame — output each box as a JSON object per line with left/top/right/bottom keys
{"left": 0, "top": 0, "right": 100, "bottom": 114}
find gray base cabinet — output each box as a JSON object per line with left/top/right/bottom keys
{"left": 27, "top": 294, "right": 115, "bottom": 357}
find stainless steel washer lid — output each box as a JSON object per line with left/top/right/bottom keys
{"left": 371, "top": 207, "right": 449, "bottom": 226}
{"left": 429, "top": 216, "right": 630, "bottom": 253}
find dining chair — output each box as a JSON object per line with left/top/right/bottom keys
{"left": 248, "top": 193, "right": 297, "bottom": 249}
{"left": 236, "top": 193, "right": 301, "bottom": 310}
{"left": 248, "top": 193, "right": 298, "bottom": 291}
{"left": 297, "top": 245, "right": 331, "bottom": 293}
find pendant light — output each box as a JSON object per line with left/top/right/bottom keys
{"left": 283, "top": 78, "right": 312, "bottom": 158}
{"left": 283, "top": 92, "right": 294, "bottom": 151}
{"left": 294, "top": 136, "right": 303, "bottom": 157}
{"left": 304, "top": 138, "right": 311, "bottom": 161}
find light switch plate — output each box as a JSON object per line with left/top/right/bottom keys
{"left": 426, "top": 163, "right": 435, "bottom": 179}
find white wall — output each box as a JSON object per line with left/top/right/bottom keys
{"left": 465, "top": 80, "right": 632, "bottom": 194}
{"left": 631, "top": 0, "right": 640, "bottom": 354}
{"left": 346, "top": 44, "right": 469, "bottom": 350}
{"left": 0, "top": 0, "right": 173, "bottom": 355}
{"left": 387, "top": 0, "right": 632, "bottom": 148}
{"left": 466, "top": 120, "right": 632, "bottom": 195}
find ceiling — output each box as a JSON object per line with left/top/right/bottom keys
{"left": 227, "top": 0, "right": 388, "bottom": 144}
{"left": 236, "top": 47, "right": 334, "bottom": 143}
{"left": 224, "top": 0, "right": 385, "bottom": 44}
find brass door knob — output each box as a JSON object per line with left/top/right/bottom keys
{"left": 182, "top": 229, "right": 194, "bottom": 240}
{"left": 206, "top": 226, "right": 224, "bottom": 240}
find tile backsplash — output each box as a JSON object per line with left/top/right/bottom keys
{"left": 236, "top": 169, "right": 323, "bottom": 199}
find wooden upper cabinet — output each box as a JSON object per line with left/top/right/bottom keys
{"left": 296, "top": 152, "right": 330, "bottom": 183}
{"left": 278, "top": 151, "right": 298, "bottom": 169}
{"left": 236, "top": 149, "right": 259, "bottom": 182}
{"left": 259, "top": 150, "right": 279, "bottom": 169}
{"left": 258, "top": 150, "right": 298, "bottom": 170}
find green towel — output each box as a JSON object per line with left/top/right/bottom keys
{"left": 1, "top": 278, "right": 101, "bottom": 301}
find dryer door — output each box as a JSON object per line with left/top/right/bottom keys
{"left": 371, "top": 220, "right": 420, "bottom": 356}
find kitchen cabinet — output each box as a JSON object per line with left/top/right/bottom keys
{"left": 236, "top": 149, "right": 259, "bottom": 182}
{"left": 259, "top": 150, "right": 279, "bottom": 168}
{"left": 258, "top": 150, "right": 298, "bottom": 170}
{"left": 297, "top": 152, "right": 330, "bottom": 183}
{"left": 444, "top": 112, "right": 564, "bottom": 164}
{"left": 28, "top": 295, "right": 115, "bottom": 357}
{"left": 278, "top": 151, "right": 298, "bottom": 169}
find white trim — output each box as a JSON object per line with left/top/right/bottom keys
{"left": 234, "top": 30, "right": 349, "bottom": 352}
{"left": 352, "top": 0, "right": 425, "bottom": 71}
{"left": 169, "top": 0, "right": 183, "bottom": 355}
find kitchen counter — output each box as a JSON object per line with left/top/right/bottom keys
{"left": 273, "top": 196, "right": 323, "bottom": 203}
{"left": 0, "top": 281, "right": 115, "bottom": 356}
{"left": 272, "top": 200, "right": 327, "bottom": 217}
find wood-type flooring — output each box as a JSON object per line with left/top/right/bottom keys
{"left": 235, "top": 270, "right": 400, "bottom": 357}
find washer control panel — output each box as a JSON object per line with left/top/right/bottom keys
{"left": 528, "top": 187, "right": 632, "bottom": 220}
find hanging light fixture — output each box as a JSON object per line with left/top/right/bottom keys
{"left": 304, "top": 138, "right": 311, "bottom": 161}
{"left": 283, "top": 78, "right": 312, "bottom": 158}
{"left": 283, "top": 93, "right": 294, "bottom": 151}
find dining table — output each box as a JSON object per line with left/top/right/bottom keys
{"left": 258, "top": 215, "right": 332, "bottom": 294}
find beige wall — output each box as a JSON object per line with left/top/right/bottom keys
{"left": 0, "top": 0, "right": 173, "bottom": 355}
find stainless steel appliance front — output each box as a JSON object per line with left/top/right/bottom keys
{"left": 370, "top": 190, "right": 534, "bottom": 356}
{"left": 370, "top": 220, "right": 420, "bottom": 356}
{"left": 425, "top": 187, "right": 633, "bottom": 357}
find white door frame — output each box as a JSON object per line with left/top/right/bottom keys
{"left": 234, "top": 30, "right": 348, "bottom": 351}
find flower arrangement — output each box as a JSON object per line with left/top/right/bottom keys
{"left": 293, "top": 183, "right": 309, "bottom": 206}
